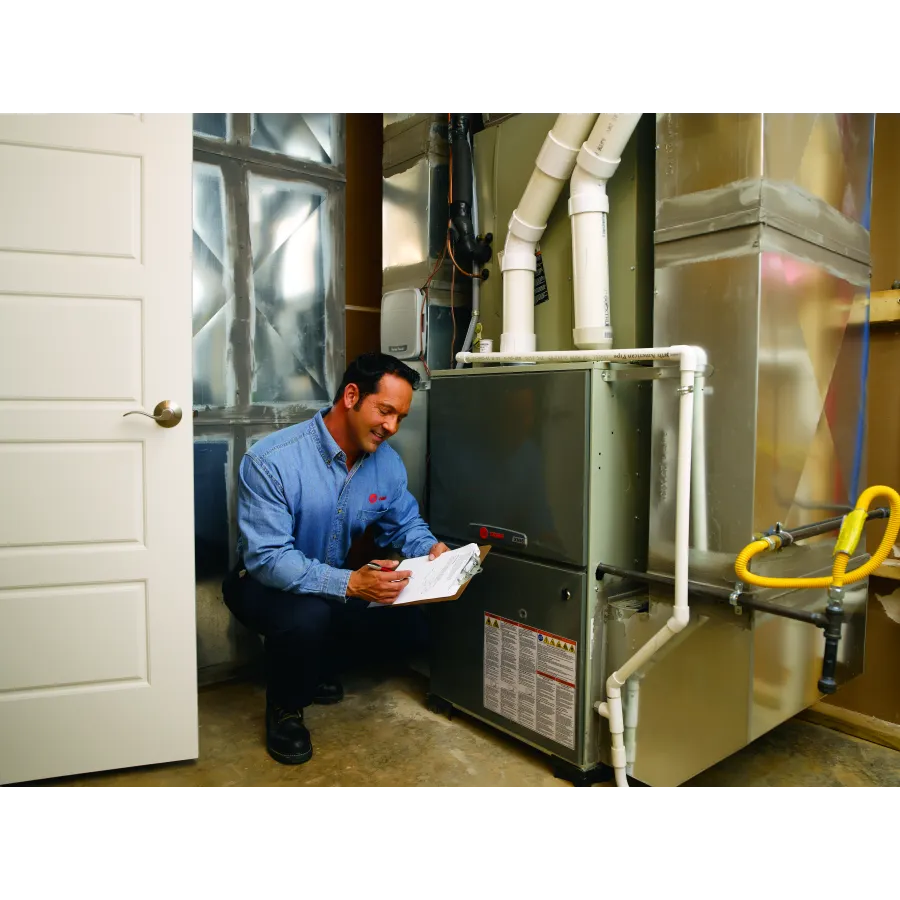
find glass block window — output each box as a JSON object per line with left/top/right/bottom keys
{"left": 193, "top": 113, "right": 229, "bottom": 141}
{"left": 250, "top": 113, "right": 336, "bottom": 166}
{"left": 248, "top": 173, "right": 331, "bottom": 404}
{"left": 192, "top": 162, "right": 232, "bottom": 408}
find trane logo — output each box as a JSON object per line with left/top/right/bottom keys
{"left": 475, "top": 525, "right": 527, "bottom": 546}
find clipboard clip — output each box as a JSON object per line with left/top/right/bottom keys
{"left": 458, "top": 555, "right": 483, "bottom": 586}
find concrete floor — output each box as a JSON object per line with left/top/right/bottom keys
{"left": 29, "top": 669, "right": 900, "bottom": 787}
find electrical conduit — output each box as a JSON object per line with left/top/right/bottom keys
{"left": 456, "top": 344, "right": 703, "bottom": 788}
{"left": 500, "top": 114, "right": 598, "bottom": 353}
{"left": 569, "top": 114, "right": 642, "bottom": 350}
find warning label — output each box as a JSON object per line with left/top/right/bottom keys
{"left": 483, "top": 613, "right": 576, "bottom": 749}
{"left": 533, "top": 249, "right": 549, "bottom": 306}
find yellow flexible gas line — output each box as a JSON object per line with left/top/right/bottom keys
{"left": 734, "top": 485, "right": 900, "bottom": 590}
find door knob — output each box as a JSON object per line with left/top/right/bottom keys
{"left": 123, "top": 400, "right": 183, "bottom": 428}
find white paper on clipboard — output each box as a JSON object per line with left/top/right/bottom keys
{"left": 367, "top": 543, "right": 483, "bottom": 608}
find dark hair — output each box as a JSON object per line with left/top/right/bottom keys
{"left": 333, "top": 352, "right": 421, "bottom": 406}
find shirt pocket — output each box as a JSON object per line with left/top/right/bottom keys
{"left": 357, "top": 503, "right": 389, "bottom": 524}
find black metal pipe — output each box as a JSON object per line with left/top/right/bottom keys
{"left": 764, "top": 507, "right": 889, "bottom": 545}
{"left": 595, "top": 562, "right": 735, "bottom": 601}
{"left": 448, "top": 114, "right": 492, "bottom": 271}
{"left": 733, "top": 595, "right": 827, "bottom": 627}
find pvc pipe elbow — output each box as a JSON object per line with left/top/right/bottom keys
{"left": 671, "top": 344, "right": 705, "bottom": 373}
{"left": 669, "top": 608, "right": 690, "bottom": 632}
{"left": 568, "top": 169, "right": 609, "bottom": 216}
{"left": 501, "top": 229, "right": 537, "bottom": 273}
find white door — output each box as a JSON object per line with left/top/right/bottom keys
{"left": 0, "top": 114, "right": 197, "bottom": 784}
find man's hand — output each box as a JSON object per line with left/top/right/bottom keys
{"left": 347, "top": 560, "right": 412, "bottom": 605}
{"left": 428, "top": 542, "right": 450, "bottom": 561}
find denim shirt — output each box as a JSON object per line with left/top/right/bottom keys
{"left": 237, "top": 410, "right": 437, "bottom": 601}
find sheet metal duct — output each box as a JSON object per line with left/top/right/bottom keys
{"left": 599, "top": 113, "right": 876, "bottom": 784}
{"left": 382, "top": 115, "right": 471, "bottom": 509}
{"left": 650, "top": 113, "right": 874, "bottom": 585}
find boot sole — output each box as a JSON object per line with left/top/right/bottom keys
{"left": 267, "top": 745, "right": 313, "bottom": 765}
{"left": 313, "top": 695, "right": 343, "bottom": 705}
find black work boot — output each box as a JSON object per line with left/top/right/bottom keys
{"left": 266, "top": 705, "right": 312, "bottom": 765}
{"left": 314, "top": 680, "right": 344, "bottom": 705}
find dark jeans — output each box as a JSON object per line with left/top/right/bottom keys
{"left": 222, "top": 566, "right": 426, "bottom": 710}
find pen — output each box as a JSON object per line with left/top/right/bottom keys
{"left": 366, "top": 562, "right": 411, "bottom": 579}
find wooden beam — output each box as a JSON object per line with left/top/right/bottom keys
{"left": 846, "top": 290, "right": 900, "bottom": 326}
{"left": 873, "top": 563, "right": 900, "bottom": 582}
{"left": 869, "top": 289, "right": 900, "bottom": 325}
{"left": 798, "top": 702, "right": 900, "bottom": 752}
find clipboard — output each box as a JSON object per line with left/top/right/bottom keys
{"left": 396, "top": 545, "right": 491, "bottom": 607}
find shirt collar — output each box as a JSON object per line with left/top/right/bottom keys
{"left": 313, "top": 409, "right": 369, "bottom": 468}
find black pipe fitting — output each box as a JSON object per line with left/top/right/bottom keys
{"left": 448, "top": 114, "right": 492, "bottom": 271}
{"left": 817, "top": 595, "right": 845, "bottom": 695}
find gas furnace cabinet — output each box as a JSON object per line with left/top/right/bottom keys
{"left": 426, "top": 362, "right": 650, "bottom": 772}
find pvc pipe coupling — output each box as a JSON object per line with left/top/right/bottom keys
{"left": 576, "top": 143, "right": 621, "bottom": 182}
{"left": 536, "top": 130, "right": 583, "bottom": 181}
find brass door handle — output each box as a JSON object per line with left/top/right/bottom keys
{"left": 123, "top": 400, "right": 183, "bottom": 428}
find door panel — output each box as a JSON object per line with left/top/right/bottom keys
{"left": 0, "top": 114, "right": 197, "bottom": 785}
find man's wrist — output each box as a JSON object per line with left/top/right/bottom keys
{"left": 328, "top": 567, "right": 352, "bottom": 602}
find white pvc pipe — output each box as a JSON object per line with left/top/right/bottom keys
{"left": 516, "top": 170, "right": 566, "bottom": 232}
{"left": 570, "top": 168, "right": 611, "bottom": 350}
{"left": 586, "top": 113, "right": 642, "bottom": 159}
{"left": 500, "top": 114, "right": 597, "bottom": 354}
{"left": 692, "top": 352, "right": 709, "bottom": 551}
{"left": 456, "top": 344, "right": 702, "bottom": 789}
{"left": 624, "top": 678, "right": 640, "bottom": 777}
{"left": 456, "top": 347, "right": 699, "bottom": 366}
{"left": 502, "top": 267, "right": 536, "bottom": 353}
{"left": 569, "top": 114, "right": 642, "bottom": 350}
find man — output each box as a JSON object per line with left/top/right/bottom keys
{"left": 223, "top": 352, "right": 449, "bottom": 765}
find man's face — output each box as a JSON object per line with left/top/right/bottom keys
{"left": 343, "top": 373, "right": 413, "bottom": 454}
